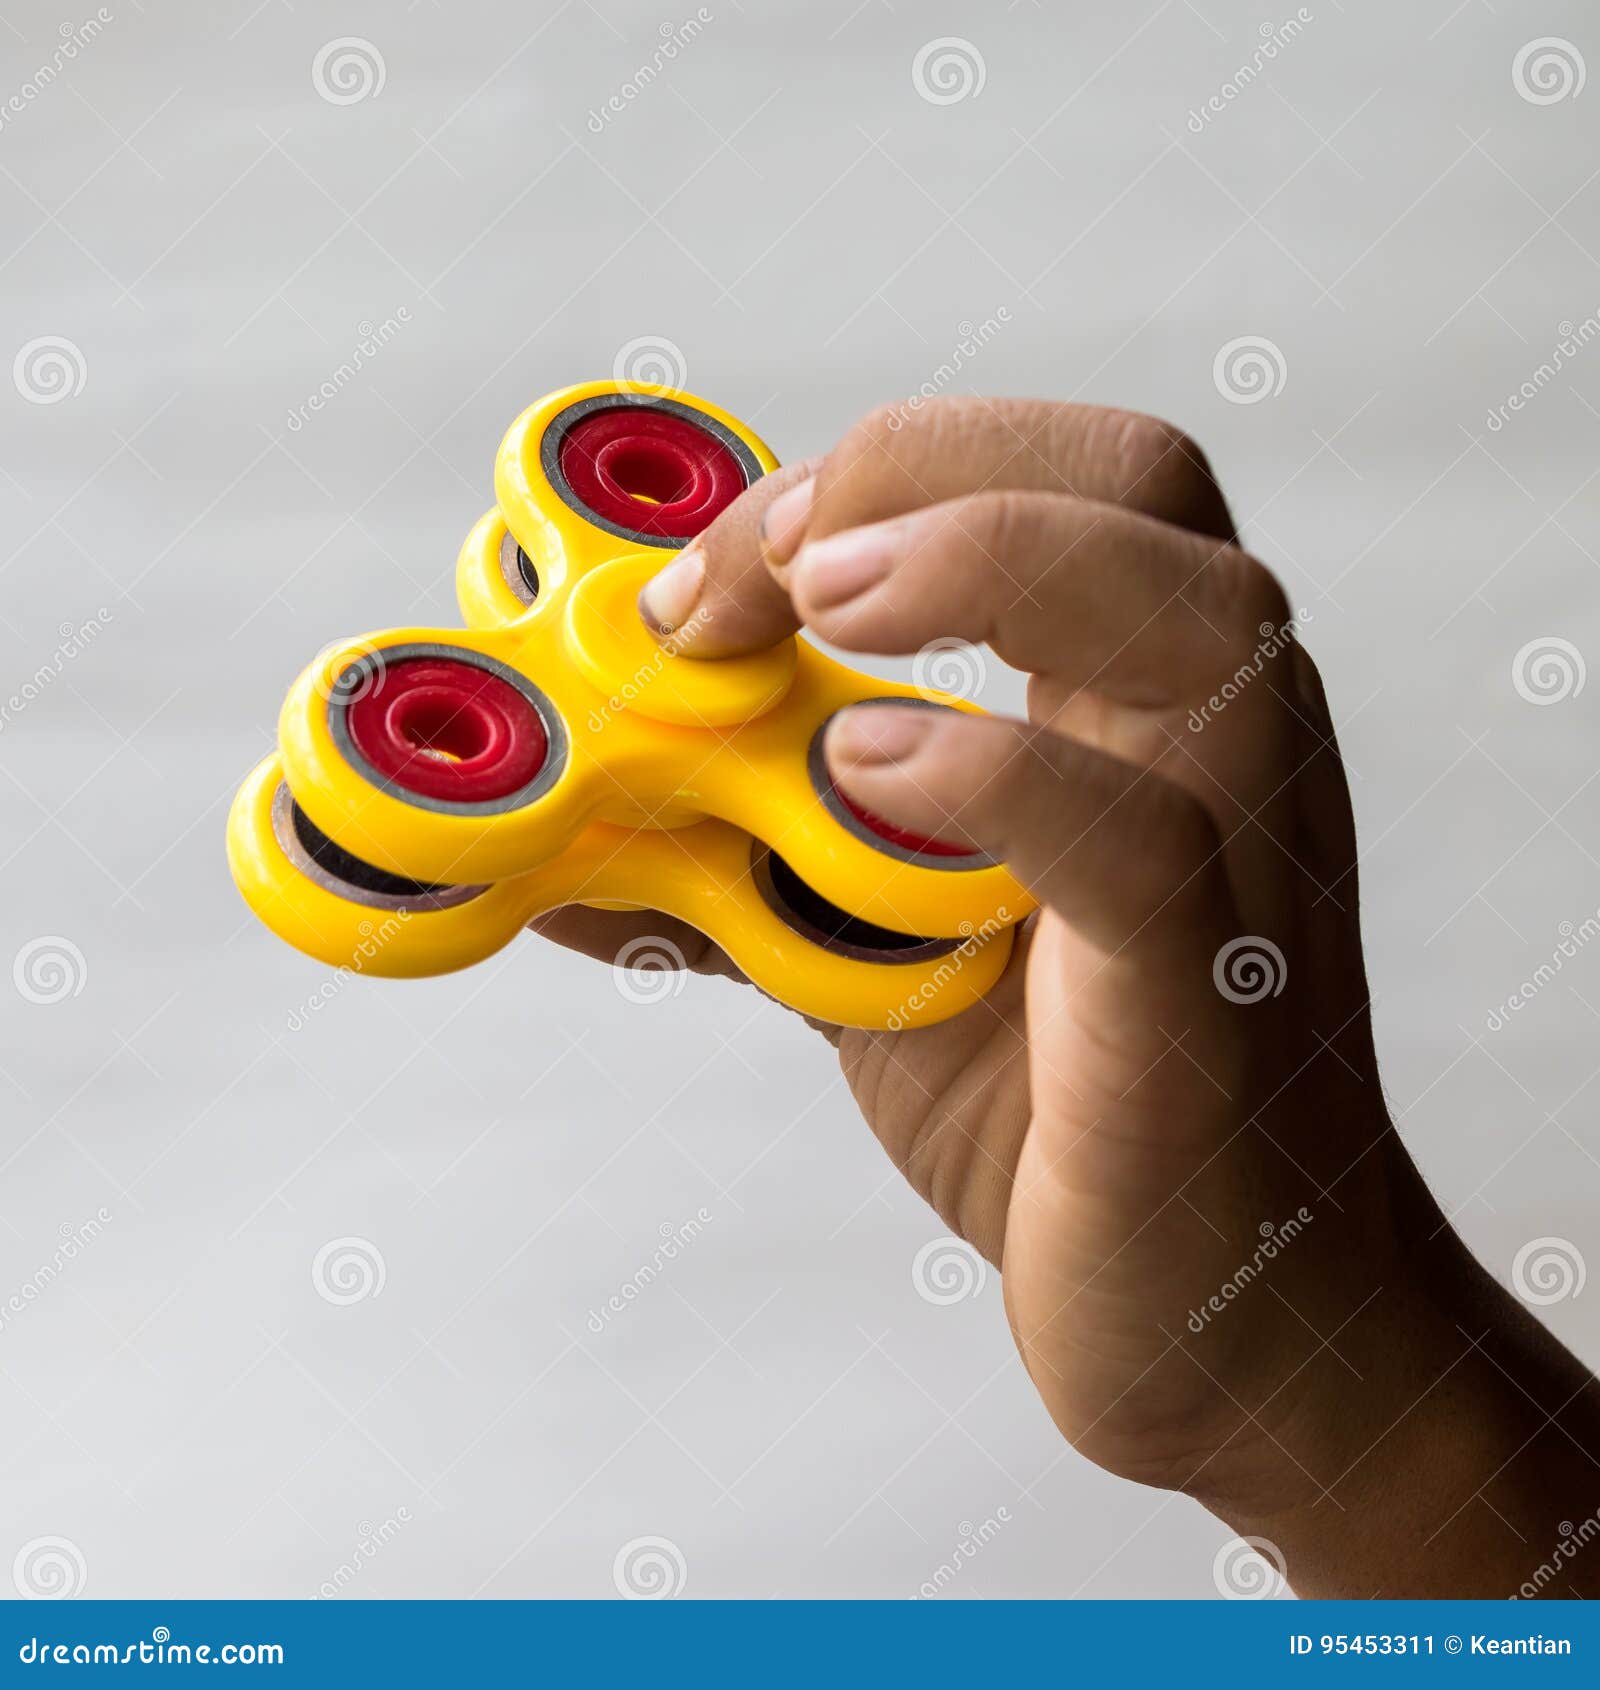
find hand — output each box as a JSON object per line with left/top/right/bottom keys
{"left": 541, "top": 397, "right": 1600, "bottom": 1597}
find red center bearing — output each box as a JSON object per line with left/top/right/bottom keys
{"left": 558, "top": 407, "right": 746, "bottom": 539}
{"left": 344, "top": 658, "right": 548, "bottom": 803}
{"left": 833, "top": 787, "right": 980, "bottom": 860}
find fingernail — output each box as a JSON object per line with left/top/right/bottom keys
{"left": 791, "top": 525, "right": 897, "bottom": 610}
{"left": 759, "top": 476, "right": 815, "bottom": 568}
{"left": 826, "top": 704, "right": 935, "bottom": 767}
{"left": 638, "top": 547, "right": 705, "bottom": 639}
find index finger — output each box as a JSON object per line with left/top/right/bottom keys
{"left": 637, "top": 456, "right": 820, "bottom": 657}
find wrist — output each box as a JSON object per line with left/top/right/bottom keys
{"left": 1205, "top": 1184, "right": 1600, "bottom": 1597}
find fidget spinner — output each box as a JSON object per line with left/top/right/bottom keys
{"left": 227, "top": 380, "right": 1032, "bottom": 1028}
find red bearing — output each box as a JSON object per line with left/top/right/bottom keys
{"left": 832, "top": 787, "right": 981, "bottom": 860}
{"left": 558, "top": 407, "right": 747, "bottom": 540}
{"left": 343, "top": 658, "right": 549, "bottom": 803}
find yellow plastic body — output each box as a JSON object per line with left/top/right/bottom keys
{"left": 228, "top": 380, "right": 1033, "bottom": 1028}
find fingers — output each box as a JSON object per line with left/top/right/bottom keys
{"left": 639, "top": 398, "right": 1233, "bottom": 659}
{"left": 529, "top": 907, "right": 748, "bottom": 985}
{"left": 823, "top": 705, "right": 1234, "bottom": 963}
{"left": 768, "top": 397, "right": 1237, "bottom": 574}
{"left": 786, "top": 490, "right": 1288, "bottom": 704}
{"left": 637, "top": 457, "right": 821, "bottom": 657}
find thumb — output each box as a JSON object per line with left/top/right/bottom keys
{"left": 637, "top": 457, "right": 821, "bottom": 658}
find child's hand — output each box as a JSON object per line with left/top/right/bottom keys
{"left": 539, "top": 397, "right": 1600, "bottom": 1597}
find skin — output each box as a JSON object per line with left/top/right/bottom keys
{"left": 537, "top": 397, "right": 1600, "bottom": 1598}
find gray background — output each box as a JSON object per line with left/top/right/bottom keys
{"left": 2, "top": 0, "right": 1599, "bottom": 1600}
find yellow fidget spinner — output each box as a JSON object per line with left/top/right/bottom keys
{"left": 227, "top": 380, "right": 1032, "bottom": 1028}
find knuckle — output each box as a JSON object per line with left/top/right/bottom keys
{"left": 1104, "top": 411, "right": 1224, "bottom": 527}
{"left": 1209, "top": 548, "right": 1292, "bottom": 640}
